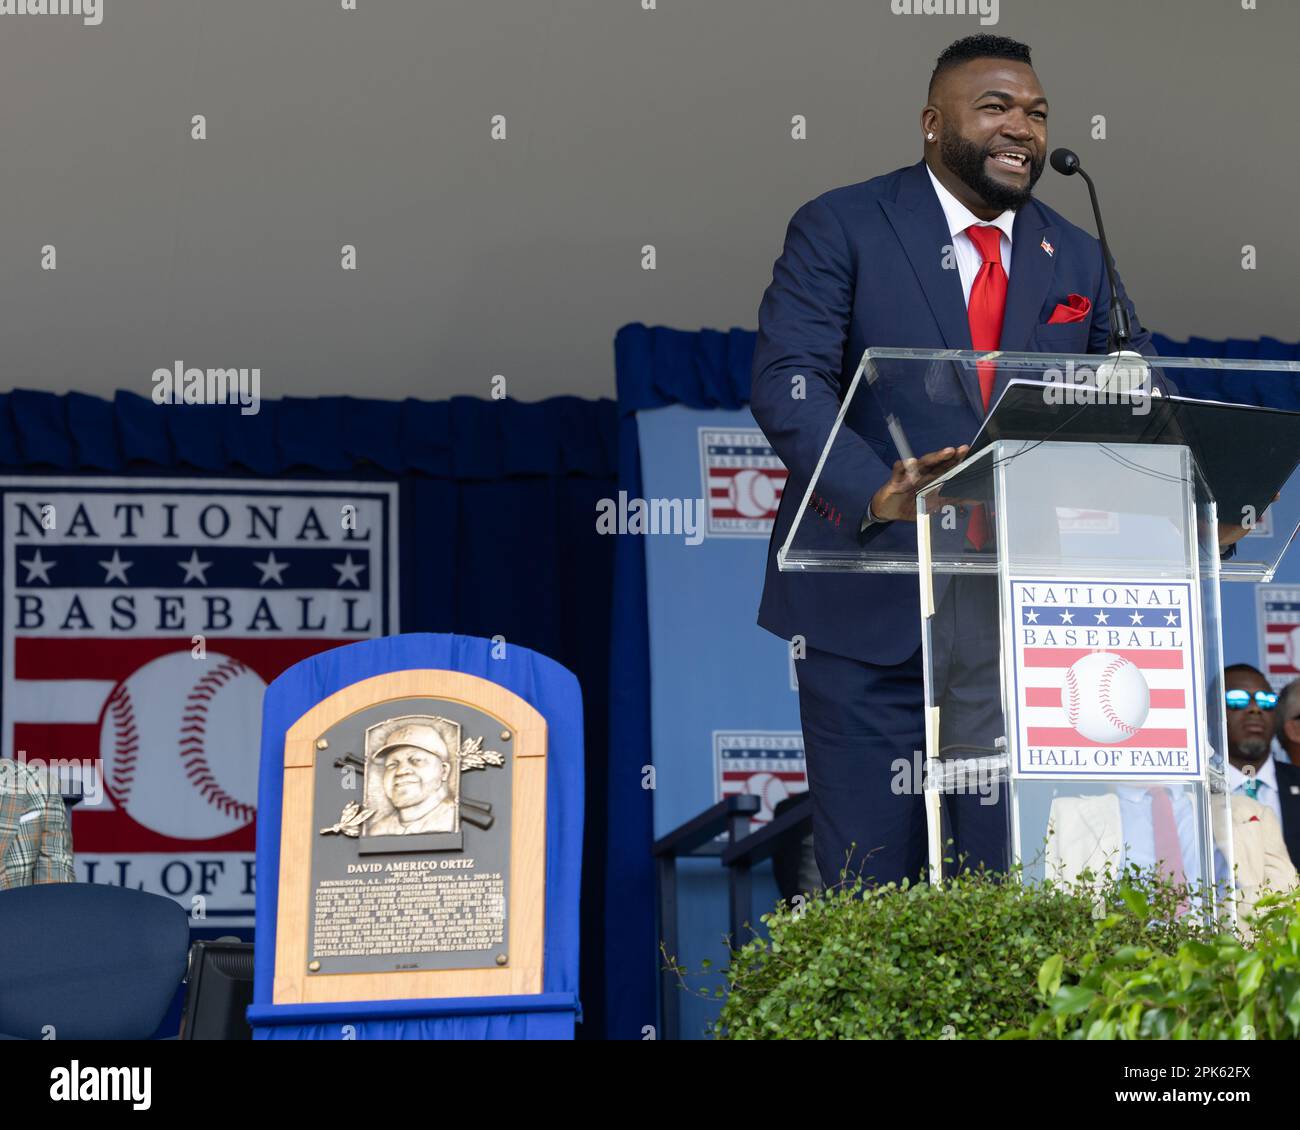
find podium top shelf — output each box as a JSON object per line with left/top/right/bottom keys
{"left": 856, "top": 346, "right": 1300, "bottom": 371}
{"left": 776, "top": 348, "right": 1300, "bottom": 582}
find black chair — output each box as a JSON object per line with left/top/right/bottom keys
{"left": 0, "top": 883, "right": 189, "bottom": 1039}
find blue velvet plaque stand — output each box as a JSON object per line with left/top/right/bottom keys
{"left": 247, "top": 633, "right": 583, "bottom": 1039}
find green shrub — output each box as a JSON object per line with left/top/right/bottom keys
{"left": 1025, "top": 888, "right": 1300, "bottom": 1040}
{"left": 709, "top": 868, "right": 1214, "bottom": 1040}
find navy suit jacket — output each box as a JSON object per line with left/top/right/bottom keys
{"left": 1275, "top": 760, "right": 1300, "bottom": 869}
{"left": 750, "top": 159, "right": 1155, "bottom": 666}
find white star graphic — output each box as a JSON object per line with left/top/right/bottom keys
{"left": 332, "top": 554, "right": 365, "bottom": 588}
{"left": 1094, "top": 610, "right": 1109, "bottom": 624}
{"left": 1059, "top": 610, "right": 1074, "bottom": 624}
{"left": 254, "top": 552, "right": 289, "bottom": 586}
{"left": 99, "top": 550, "right": 132, "bottom": 584}
{"left": 1130, "top": 611, "right": 1144, "bottom": 625}
{"left": 177, "top": 549, "right": 212, "bottom": 585}
{"left": 20, "top": 550, "right": 55, "bottom": 585}
{"left": 1165, "top": 611, "right": 1179, "bottom": 625}
{"left": 1024, "top": 609, "right": 1039, "bottom": 623}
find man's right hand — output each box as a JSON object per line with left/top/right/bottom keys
{"left": 869, "top": 445, "right": 970, "bottom": 523}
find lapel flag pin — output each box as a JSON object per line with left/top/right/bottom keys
{"left": 1040, "top": 238, "right": 1055, "bottom": 257}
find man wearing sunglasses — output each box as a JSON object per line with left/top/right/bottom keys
{"left": 1224, "top": 663, "right": 1300, "bottom": 869}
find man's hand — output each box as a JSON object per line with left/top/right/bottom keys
{"left": 1215, "top": 494, "right": 1279, "bottom": 549}
{"left": 1217, "top": 522, "right": 1252, "bottom": 550}
{"left": 869, "top": 445, "right": 970, "bottom": 523}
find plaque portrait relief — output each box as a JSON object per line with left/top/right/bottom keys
{"left": 364, "top": 717, "right": 461, "bottom": 836}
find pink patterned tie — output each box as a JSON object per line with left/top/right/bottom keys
{"left": 1148, "top": 786, "right": 1188, "bottom": 911}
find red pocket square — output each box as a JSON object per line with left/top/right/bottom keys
{"left": 1047, "top": 294, "right": 1091, "bottom": 324}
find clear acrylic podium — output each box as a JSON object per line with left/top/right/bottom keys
{"left": 779, "top": 348, "right": 1300, "bottom": 919}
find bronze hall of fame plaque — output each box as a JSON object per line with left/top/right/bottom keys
{"left": 310, "top": 698, "right": 512, "bottom": 975}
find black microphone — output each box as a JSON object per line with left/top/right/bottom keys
{"left": 1050, "top": 147, "right": 1131, "bottom": 352}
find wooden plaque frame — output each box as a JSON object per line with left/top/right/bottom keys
{"left": 272, "top": 669, "right": 547, "bottom": 1005}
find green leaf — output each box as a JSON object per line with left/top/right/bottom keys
{"left": 1051, "top": 986, "right": 1097, "bottom": 1017}
{"left": 1236, "top": 952, "right": 1266, "bottom": 997}
{"left": 1038, "top": 954, "right": 1064, "bottom": 1001}
{"left": 1119, "top": 885, "right": 1149, "bottom": 919}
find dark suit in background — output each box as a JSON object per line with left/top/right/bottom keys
{"left": 1274, "top": 760, "right": 1300, "bottom": 869}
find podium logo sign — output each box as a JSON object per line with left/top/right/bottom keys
{"left": 0, "top": 477, "right": 398, "bottom": 925}
{"left": 1008, "top": 579, "right": 1201, "bottom": 779}
{"left": 698, "top": 429, "right": 786, "bottom": 537}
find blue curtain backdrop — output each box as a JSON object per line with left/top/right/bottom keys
{"left": 0, "top": 388, "right": 620, "bottom": 1040}
{"left": 608, "top": 323, "right": 1300, "bottom": 1039}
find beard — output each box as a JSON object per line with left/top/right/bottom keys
{"left": 1236, "top": 737, "right": 1270, "bottom": 763}
{"left": 939, "top": 123, "right": 1044, "bottom": 211}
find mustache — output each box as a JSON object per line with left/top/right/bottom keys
{"left": 984, "top": 143, "right": 1044, "bottom": 171}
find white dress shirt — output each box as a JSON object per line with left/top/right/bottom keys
{"left": 1115, "top": 785, "right": 1203, "bottom": 884}
{"left": 1229, "top": 755, "right": 1283, "bottom": 826}
{"left": 925, "top": 163, "right": 1016, "bottom": 307}
{"left": 861, "top": 166, "right": 1019, "bottom": 533}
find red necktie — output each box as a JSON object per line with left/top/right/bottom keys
{"left": 1148, "top": 786, "right": 1189, "bottom": 913}
{"left": 963, "top": 225, "right": 1006, "bottom": 551}
{"left": 965, "top": 224, "right": 1007, "bottom": 410}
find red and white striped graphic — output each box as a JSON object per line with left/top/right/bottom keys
{"left": 1259, "top": 586, "right": 1300, "bottom": 689}
{"left": 1020, "top": 647, "right": 1189, "bottom": 749}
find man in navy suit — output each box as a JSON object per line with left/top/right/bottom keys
{"left": 750, "top": 34, "right": 1156, "bottom": 889}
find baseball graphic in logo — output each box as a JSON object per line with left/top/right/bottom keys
{"left": 728, "top": 468, "right": 779, "bottom": 520}
{"left": 743, "top": 770, "right": 792, "bottom": 818}
{"left": 1062, "top": 652, "right": 1151, "bottom": 744}
{"left": 99, "top": 651, "right": 264, "bottom": 840}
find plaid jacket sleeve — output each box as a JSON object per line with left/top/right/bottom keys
{"left": 0, "top": 762, "right": 75, "bottom": 890}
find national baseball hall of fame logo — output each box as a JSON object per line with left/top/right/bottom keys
{"left": 1, "top": 478, "right": 398, "bottom": 926}
{"left": 1008, "top": 579, "right": 1201, "bottom": 779}
{"left": 699, "top": 428, "right": 786, "bottom": 537}
{"left": 714, "top": 731, "right": 806, "bottom": 823}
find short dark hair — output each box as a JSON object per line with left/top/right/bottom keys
{"left": 929, "top": 34, "right": 1033, "bottom": 98}
{"left": 1209, "top": 662, "right": 1268, "bottom": 701}
{"left": 1225, "top": 663, "right": 1269, "bottom": 683}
